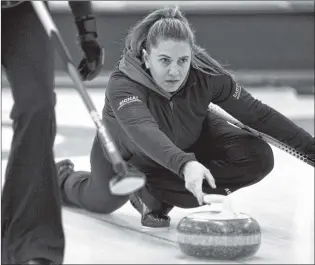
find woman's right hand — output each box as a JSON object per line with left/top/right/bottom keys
{"left": 182, "top": 161, "right": 216, "bottom": 205}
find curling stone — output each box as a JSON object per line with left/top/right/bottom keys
{"left": 176, "top": 194, "right": 261, "bottom": 260}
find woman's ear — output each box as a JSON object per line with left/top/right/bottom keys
{"left": 142, "top": 49, "right": 150, "bottom": 69}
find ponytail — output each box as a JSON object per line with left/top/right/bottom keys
{"left": 124, "top": 6, "right": 232, "bottom": 77}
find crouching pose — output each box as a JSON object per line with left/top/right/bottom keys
{"left": 57, "top": 6, "right": 315, "bottom": 229}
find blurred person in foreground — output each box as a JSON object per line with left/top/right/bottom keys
{"left": 56, "top": 6, "right": 315, "bottom": 230}
{"left": 1, "top": 1, "right": 104, "bottom": 264}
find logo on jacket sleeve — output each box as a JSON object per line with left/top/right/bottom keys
{"left": 118, "top": 96, "right": 141, "bottom": 110}
{"left": 233, "top": 83, "right": 242, "bottom": 99}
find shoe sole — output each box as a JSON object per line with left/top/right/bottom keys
{"left": 110, "top": 177, "right": 145, "bottom": 196}
{"left": 141, "top": 226, "right": 170, "bottom": 232}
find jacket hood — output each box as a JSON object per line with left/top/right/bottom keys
{"left": 119, "top": 51, "right": 175, "bottom": 100}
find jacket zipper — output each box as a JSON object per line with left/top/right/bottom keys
{"left": 169, "top": 99, "right": 178, "bottom": 145}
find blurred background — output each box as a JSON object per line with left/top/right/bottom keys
{"left": 2, "top": 1, "right": 314, "bottom": 94}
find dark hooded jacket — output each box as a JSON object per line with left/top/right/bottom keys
{"left": 103, "top": 52, "right": 312, "bottom": 177}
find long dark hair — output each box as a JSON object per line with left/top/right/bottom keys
{"left": 124, "top": 6, "right": 231, "bottom": 76}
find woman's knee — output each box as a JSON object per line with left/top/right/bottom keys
{"left": 242, "top": 138, "right": 274, "bottom": 185}
{"left": 252, "top": 139, "right": 274, "bottom": 176}
{"left": 223, "top": 136, "right": 274, "bottom": 185}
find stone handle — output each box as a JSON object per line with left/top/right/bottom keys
{"left": 203, "top": 194, "right": 238, "bottom": 219}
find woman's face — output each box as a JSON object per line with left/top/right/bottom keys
{"left": 143, "top": 39, "right": 192, "bottom": 93}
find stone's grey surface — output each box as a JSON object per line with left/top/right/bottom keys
{"left": 177, "top": 212, "right": 261, "bottom": 236}
{"left": 176, "top": 211, "right": 261, "bottom": 259}
{"left": 177, "top": 234, "right": 261, "bottom": 246}
{"left": 178, "top": 243, "right": 261, "bottom": 260}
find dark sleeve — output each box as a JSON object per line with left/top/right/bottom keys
{"left": 68, "top": 1, "right": 93, "bottom": 18}
{"left": 211, "top": 75, "right": 313, "bottom": 153}
{"left": 107, "top": 75, "right": 196, "bottom": 177}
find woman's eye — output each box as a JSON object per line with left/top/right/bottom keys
{"left": 180, "top": 58, "right": 188, "bottom": 64}
{"left": 160, "top": 58, "right": 170, "bottom": 64}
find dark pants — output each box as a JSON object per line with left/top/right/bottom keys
{"left": 62, "top": 112, "right": 274, "bottom": 213}
{"left": 1, "top": 2, "right": 64, "bottom": 264}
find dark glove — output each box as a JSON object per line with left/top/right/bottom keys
{"left": 75, "top": 15, "right": 105, "bottom": 81}
{"left": 305, "top": 137, "right": 315, "bottom": 162}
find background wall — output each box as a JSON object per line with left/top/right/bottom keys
{"left": 52, "top": 1, "right": 314, "bottom": 71}
{"left": 2, "top": 1, "right": 314, "bottom": 92}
